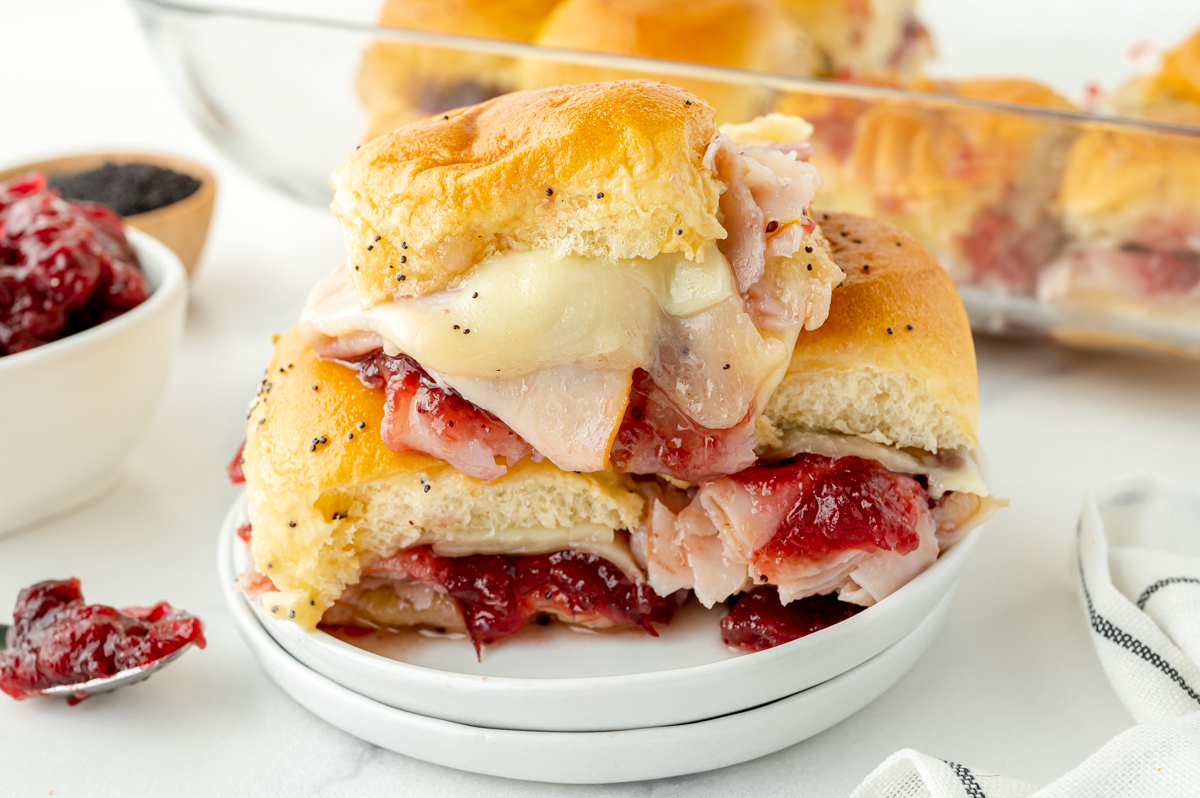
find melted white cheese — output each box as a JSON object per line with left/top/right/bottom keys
{"left": 300, "top": 247, "right": 736, "bottom": 380}
{"left": 419, "top": 524, "right": 644, "bottom": 582}
{"left": 764, "top": 430, "right": 990, "bottom": 499}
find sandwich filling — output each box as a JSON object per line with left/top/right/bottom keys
{"left": 301, "top": 120, "right": 844, "bottom": 482}
{"left": 632, "top": 432, "right": 997, "bottom": 609}
{"left": 333, "top": 547, "right": 677, "bottom": 653}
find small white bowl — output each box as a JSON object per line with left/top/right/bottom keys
{"left": 0, "top": 229, "right": 188, "bottom": 537}
{"left": 220, "top": 495, "right": 981, "bottom": 732}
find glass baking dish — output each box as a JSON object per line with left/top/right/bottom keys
{"left": 130, "top": 0, "right": 1200, "bottom": 359}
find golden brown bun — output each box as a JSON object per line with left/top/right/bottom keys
{"left": 1058, "top": 107, "right": 1200, "bottom": 252}
{"left": 1113, "top": 27, "right": 1200, "bottom": 115}
{"left": 778, "top": 0, "right": 932, "bottom": 79}
{"left": 242, "top": 329, "right": 645, "bottom": 630}
{"left": 524, "top": 0, "right": 814, "bottom": 123}
{"left": 357, "top": 0, "right": 561, "bottom": 141}
{"left": 762, "top": 213, "right": 979, "bottom": 452}
{"left": 332, "top": 80, "right": 727, "bottom": 306}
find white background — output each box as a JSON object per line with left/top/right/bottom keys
{"left": 2, "top": 1, "right": 1200, "bottom": 795}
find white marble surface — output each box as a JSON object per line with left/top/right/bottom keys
{"left": 2, "top": 1, "right": 1199, "bottom": 795}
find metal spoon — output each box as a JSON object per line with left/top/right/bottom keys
{"left": 0, "top": 622, "right": 196, "bottom": 701}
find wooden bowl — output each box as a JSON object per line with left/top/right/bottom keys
{"left": 0, "top": 152, "right": 216, "bottom": 276}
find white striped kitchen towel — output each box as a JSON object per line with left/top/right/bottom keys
{"left": 850, "top": 477, "right": 1200, "bottom": 798}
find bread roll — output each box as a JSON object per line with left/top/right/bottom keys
{"left": 763, "top": 212, "right": 978, "bottom": 453}
{"left": 333, "top": 81, "right": 727, "bottom": 305}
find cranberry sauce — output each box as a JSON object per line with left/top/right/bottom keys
{"left": 339, "top": 350, "right": 534, "bottom": 480}
{"left": 720, "top": 586, "right": 863, "bottom": 651}
{"left": 735, "top": 454, "right": 926, "bottom": 566}
{"left": 610, "top": 368, "right": 758, "bottom": 482}
{"left": 362, "top": 547, "right": 677, "bottom": 653}
{"left": 228, "top": 440, "right": 246, "bottom": 484}
{"left": 0, "top": 173, "right": 148, "bottom": 356}
{"left": 0, "top": 579, "right": 206, "bottom": 704}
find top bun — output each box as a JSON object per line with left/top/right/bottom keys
{"left": 526, "top": 0, "right": 814, "bottom": 123}
{"left": 332, "top": 80, "right": 727, "bottom": 306}
{"left": 762, "top": 212, "right": 978, "bottom": 453}
{"left": 357, "top": 0, "right": 561, "bottom": 141}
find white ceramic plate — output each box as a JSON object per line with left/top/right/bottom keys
{"left": 225, "top": 558, "right": 951, "bottom": 784}
{"left": 219, "top": 495, "right": 979, "bottom": 731}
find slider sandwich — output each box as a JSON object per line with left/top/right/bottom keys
{"left": 238, "top": 81, "right": 846, "bottom": 648}
{"left": 1040, "top": 29, "right": 1200, "bottom": 327}
{"left": 783, "top": 78, "right": 1076, "bottom": 294}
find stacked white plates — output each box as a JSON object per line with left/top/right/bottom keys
{"left": 218, "top": 497, "right": 981, "bottom": 783}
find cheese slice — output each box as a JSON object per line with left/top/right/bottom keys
{"left": 300, "top": 246, "right": 736, "bottom": 379}
{"left": 763, "top": 429, "right": 990, "bottom": 499}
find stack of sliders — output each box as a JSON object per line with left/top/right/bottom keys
{"left": 1040, "top": 28, "right": 1200, "bottom": 328}
{"left": 235, "top": 80, "right": 998, "bottom": 654}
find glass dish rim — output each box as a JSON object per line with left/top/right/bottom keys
{"left": 130, "top": 0, "right": 1200, "bottom": 139}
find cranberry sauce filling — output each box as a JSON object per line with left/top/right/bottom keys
{"left": 0, "top": 579, "right": 206, "bottom": 704}
{"left": 720, "top": 585, "right": 863, "bottom": 651}
{"left": 228, "top": 440, "right": 246, "bottom": 484}
{"left": 609, "top": 369, "right": 759, "bottom": 482}
{"left": 340, "top": 350, "right": 535, "bottom": 480}
{"left": 0, "top": 173, "right": 148, "bottom": 356}
{"left": 360, "top": 547, "right": 677, "bottom": 653}
{"left": 733, "top": 454, "right": 927, "bottom": 567}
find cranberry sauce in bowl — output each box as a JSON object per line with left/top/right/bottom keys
{"left": 0, "top": 173, "right": 149, "bottom": 357}
{"left": 0, "top": 219, "right": 187, "bottom": 537}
